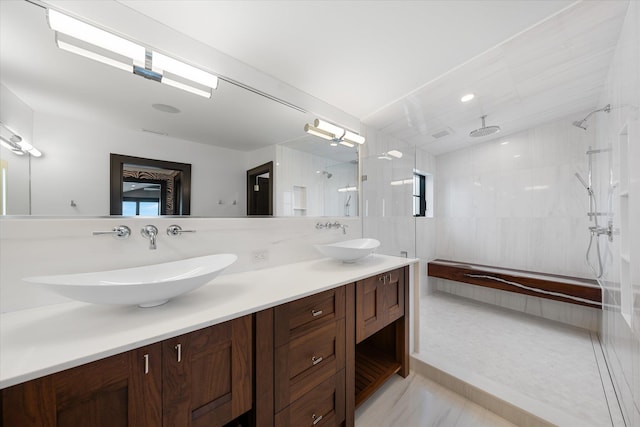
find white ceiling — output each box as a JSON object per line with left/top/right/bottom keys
{"left": 114, "top": 0, "right": 632, "bottom": 154}
{"left": 1, "top": 0, "right": 631, "bottom": 157}
{"left": 117, "top": 0, "right": 576, "bottom": 119}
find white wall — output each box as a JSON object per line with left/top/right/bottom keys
{"left": 434, "top": 116, "right": 595, "bottom": 279}
{"left": 30, "top": 112, "right": 247, "bottom": 217}
{"left": 595, "top": 2, "right": 640, "bottom": 425}
{"left": 0, "top": 84, "right": 32, "bottom": 214}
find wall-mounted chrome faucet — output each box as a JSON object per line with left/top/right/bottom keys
{"left": 141, "top": 225, "right": 159, "bottom": 250}
{"left": 316, "top": 221, "right": 348, "bottom": 234}
{"left": 92, "top": 225, "right": 131, "bottom": 239}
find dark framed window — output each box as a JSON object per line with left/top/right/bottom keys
{"left": 413, "top": 173, "right": 426, "bottom": 217}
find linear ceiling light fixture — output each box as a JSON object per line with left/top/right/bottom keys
{"left": 304, "top": 119, "right": 365, "bottom": 147}
{"left": 0, "top": 122, "right": 42, "bottom": 157}
{"left": 47, "top": 9, "right": 218, "bottom": 98}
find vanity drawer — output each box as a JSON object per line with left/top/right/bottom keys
{"left": 275, "top": 370, "right": 345, "bottom": 427}
{"left": 275, "top": 319, "right": 345, "bottom": 410}
{"left": 275, "top": 287, "right": 345, "bottom": 346}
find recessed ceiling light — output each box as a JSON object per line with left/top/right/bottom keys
{"left": 152, "top": 103, "right": 181, "bottom": 114}
{"left": 501, "top": 141, "right": 510, "bottom": 145}
{"left": 460, "top": 93, "right": 475, "bottom": 103}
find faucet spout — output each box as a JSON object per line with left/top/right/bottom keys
{"left": 141, "top": 225, "right": 159, "bottom": 250}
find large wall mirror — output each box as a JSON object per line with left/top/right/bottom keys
{"left": 0, "top": 1, "right": 359, "bottom": 218}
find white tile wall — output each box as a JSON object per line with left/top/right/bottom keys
{"left": 0, "top": 216, "right": 362, "bottom": 313}
{"left": 434, "top": 116, "right": 595, "bottom": 279}
{"left": 594, "top": 2, "right": 640, "bottom": 426}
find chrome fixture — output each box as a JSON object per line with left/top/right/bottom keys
{"left": 0, "top": 121, "right": 43, "bottom": 157}
{"left": 304, "top": 119, "right": 365, "bottom": 147}
{"left": 47, "top": 9, "right": 218, "bottom": 98}
{"left": 572, "top": 104, "right": 611, "bottom": 130}
{"left": 316, "top": 221, "right": 348, "bottom": 234}
{"left": 576, "top": 145, "right": 614, "bottom": 279}
{"left": 141, "top": 225, "right": 159, "bottom": 250}
{"left": 469, "top": 115, "right": 501, "bottom": 137}
{"left": 166, "top": 225, "right": 196, "bottom": 236}
{"left": 92, "top": 225, "right": 131, "bottom": 239}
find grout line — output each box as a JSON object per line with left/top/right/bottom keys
{"left": 590, "top": 332, "right": 617, "bottom": 427}
{"left": 592, "top": 331, "right": 628, "bottom": 427}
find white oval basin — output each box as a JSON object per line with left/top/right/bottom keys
{"left": 315, "top": 238, "right": 380, "bottom": 263}
{"left": 23, "top": 254, "right": 237, "bottom": 308}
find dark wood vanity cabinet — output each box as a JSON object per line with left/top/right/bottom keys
{"left": 256, "top": 287, "right": 351, "bottom": 427}
{"left": 1, "top": 315, "right": 252, "bottom": 427}
{"left": 1, "top": 265, "right": 411, "bottom": 427}
{"left": 1, "top": 343, "right": 163, "bottom": 427}
{"left": 354, "top": 266, "right": 409, "bottom": 407}
{"left": 355, "top": 267, "right": 405, "bottom": 344}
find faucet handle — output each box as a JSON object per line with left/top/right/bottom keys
{"left": 167, "top": 225, "right": 196, "bottom": 236}
{"left": 92, "top": 225, "right": 131, "bottom": 239}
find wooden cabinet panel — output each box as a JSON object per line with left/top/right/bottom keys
{"left": 274, "top": 319, "right": 345, "bottom": 411}
{"left": 274, "top": 287, "right": 345, "bottom": 346}
{"left": 355, "top": 268, "right": 406, "bottom": 343}
{"left": 2, "top": 317, "right": 252, "bottom": 427}
{"left": 162, "top": 315, "right": 252, "bottom": 427}
{"left": 1, "top": 343, "right": 163, "bottom": 427}
{"left": 355, "top": 275, "right": 384, "bottom": 343}
{"left": 274, "top": 370, "right": 345, "bottom": 427}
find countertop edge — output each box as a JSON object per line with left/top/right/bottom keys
{"left": 1, "top": 255, "right": 418, "bottom": 389}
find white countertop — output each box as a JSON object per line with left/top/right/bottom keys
{"left": 0, "top": 254, "right": 417, "bottom": 389}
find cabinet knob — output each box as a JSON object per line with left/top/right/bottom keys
{"left": 143, "top": 353, "right": 150, "bottom": 374}
{"left": 311, "top": 355, "right": 323, "bottom": 366}
{"left": 312, "top": 414, "right": 323, "bottom": 425}
{"left": 175, "top": 343, "right": 182, "bottom": 363}
{"left": 311, "top": 309, "right": 323, "bottom": 317}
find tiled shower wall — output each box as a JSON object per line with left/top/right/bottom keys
{"left": 594, "top": 2, "right": 640, "bottom": 426}
{"left": 434, "top": 116, "right": 595, "bottom": 279}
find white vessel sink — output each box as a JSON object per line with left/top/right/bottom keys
{"left": 23, "top": 254, "right": 237, "bottom": 308}
{"left": 315, "top": 238, "right": 380, "bottom": 263}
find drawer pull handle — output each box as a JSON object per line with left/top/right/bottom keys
{"left": 311, "top": 309, "right": 323, "bottom": 317}
{"left": 379, "top": 275, "right": 388, "bottom": 284}
{"left": 312, "top": 414, "right": 323, "bottom": 425}
{"left": 175, "top": 343, "right": 182, "bottom": 363}
{"left": 143, "top": 354, "right": 150, "bottom": 374}
{"left": 311, "top": 355, "right": 323, "bottom": 366}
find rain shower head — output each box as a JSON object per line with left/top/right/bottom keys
{"left": 469, "top": 115, "right": 501, "bottom": 138}
{"left": 572, "top": 104, "right": 611, "bottom": 131}
{"left": 572, "top": 119, "right": 588, "bottom": 130}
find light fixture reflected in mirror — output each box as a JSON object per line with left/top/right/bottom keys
{"left": 47, "top": 9, "right": 218, "bottom": 99}
{"left": 0, "top": 122, "right": 42, "bottom": 157}
{"left": 304, "top": 118, "right": 365, "bottom": 146}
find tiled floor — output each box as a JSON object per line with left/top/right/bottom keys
{"left": 355, "top": 371, "right": 517, "bottom": 427}
{"left": 417, "top": 291, "right": 625, "bottom": 427}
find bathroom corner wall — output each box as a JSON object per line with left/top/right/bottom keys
{"left": 0, "top": 216, "right": 362, "bottom": 313}
{"left": 595, "top": 2, "right": 640, "bottom": 426}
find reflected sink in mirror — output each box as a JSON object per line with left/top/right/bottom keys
{"left": 315, "top": 238, "right": 381, "bottom": 263}
{"left": 23, "top": 254, "right": 237, "bottom": 308}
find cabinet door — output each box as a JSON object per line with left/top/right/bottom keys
{"left": 162, "top": 315, "right": 252, "bottom": 427}
{"left": 1, "top": 343, "right": 162, "bottom": 427}
{"left": 355, "top": 274, "right": 385, "bottom": 343}
{"left": 383, "top": 268, "right": 405, "bottom": 325}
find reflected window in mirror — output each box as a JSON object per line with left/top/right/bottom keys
{"left": 110, "top": 154, "right": 191, "bottom": 216}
